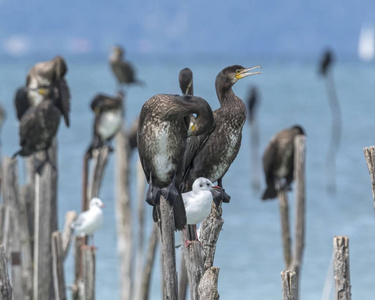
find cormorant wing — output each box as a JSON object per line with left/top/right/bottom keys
{"left": 19, "top": 107, "right": 37, "bottom": 147}
{"left": 14, "top": 86, "right": 30, "bottom": 120}
{"left": 56, "top": 78, "right": 71, "bottom": 127}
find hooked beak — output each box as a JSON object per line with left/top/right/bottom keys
{"left": 236, "top": 65, "right": 262, "bottom": 80}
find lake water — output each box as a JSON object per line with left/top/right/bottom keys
{"left": 1, "top": 54, "right": 375, "bottom": 299}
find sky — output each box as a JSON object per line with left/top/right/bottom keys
{"left": 0, "top": 0, "right": 375, "bottom": 59}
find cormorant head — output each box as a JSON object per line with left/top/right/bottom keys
{"left": 292, "top": 125, "right": 305, "bottom": 136}
{"left": 52, "top": 56, "right": 68, "bottom": 81}
{"left": 216, "top": 65, "right": 262, "bottom": 90}
{"left": 179, "top": 68, "right": 193, "bottom": 95}
{"left": 111, "top": 46, "right": 124, "bottom": 60}
{"left": 192, "top": 177, "right": 214, "bottom": 193}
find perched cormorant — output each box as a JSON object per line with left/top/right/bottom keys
{"left": 137, "top": 94, "right": 214, "bottom": 230}
{"left": 181, "top": 65, "right": 261, "bottom": 192}
{"left": 14, "top": 56, "right": 70, "bottom": 126}
{"left": 109, "top": 46, "right": 144, "bottom": 89}
{"left": 87, "top": 92, "right": 123, "bottom": 155}
{"left": 261, "top": 125, "right": 305, "bottom": 200}
{"left": 71, "top": 198, "right": 104, "bottom": 243}
{"left": 12, "top": 83, "right": 70, "bottom": 172}
{"left": 319, "top": 49, "right": 334, "bottom": 77}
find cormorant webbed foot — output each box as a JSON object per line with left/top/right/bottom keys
{"left": 211, "top": 186, "right": 231, "bottom": 208}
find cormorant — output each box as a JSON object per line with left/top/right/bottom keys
{"left": 319, "top": 49, "right": 334, "bottom": 77}
{"left": 87, "top": 92, "right": 123, "bottom": 155}
{"left": 261, "top": 125, "right": 305, "bottom": 200}
{"left": 246, "top": 86, "right": 259, "bottom": 124}
{"left": 12, "top": 83, "right": 70, "bottom": 173}
{"left": 109, "top": 46, "right": 144, "bottom": 89}
{"left": 14, "top": 56, "right": 70, "bottom": 126}
{"left": 181, "top": 65, "right": 261, "bottom": 192}
{"left": 137, "top": 94, "right": 214, "bottom": 230}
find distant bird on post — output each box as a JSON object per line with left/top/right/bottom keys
{"left": 318, "top": 48, "right": 341, "bottom": 194}
{"left": 71, "top": 197, "right": 105, "bottom": 245}
{"left": 109, "top": 45, "right": 144, "bottom": 90}
{"left": 137, "top": 94, "right": 214, "bottom": 230}
{"left": 261, "top": 125, "right": 305, "bottom": 200}
{"left": 181, "top": 65, "right": 261, "bottom": 193}
{"left": 246, "top": 86, "right": 259, "bottom": 124}
{"left": 12, "top": 80, "right": 70, "bottom": 173}
{"left": 14, "top": 56, "right": 70, "bottom": 126}
{"left": 86, "top": 92, "right": 123, "bottom": 156}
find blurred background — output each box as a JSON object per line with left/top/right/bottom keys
{"left": 1, "top": 1, "right": 375, "bottom": 300}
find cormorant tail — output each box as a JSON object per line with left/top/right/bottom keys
{"left": 261, "top": 185, "right": 278, "bottom": 200}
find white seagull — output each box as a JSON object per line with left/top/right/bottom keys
{"left": 71, "top": 198, "right": 105, "bottom": 245}
{"left": 182, "top": 177, "right": 214, "bottom": 246}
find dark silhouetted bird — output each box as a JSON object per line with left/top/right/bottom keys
{"left": 261, "top": 125, "right": 305, "bottom": 200}
{"left": 319, "top": 49, "right": 334, "bottom": 77}
{"left": 181, "top": 65, "right": 261, "bottom": 192}
{"left": 137, "top": 94, "right": 214, "bottom": 230}
{"left": 109, "top": 46, "right": 144, "bottom": 89}
{"left": 12, "top": 82, "right": 70, "bottom": 173}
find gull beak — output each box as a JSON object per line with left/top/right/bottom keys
{"left": 100, "top": 203, "right": 105, "bottom": 208}
{"left": 236, "top": 65, "right": 262, "bottom": 79}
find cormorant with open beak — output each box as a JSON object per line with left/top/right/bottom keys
{"left": 261, "top": 125, "right": 305, "bottom": 200}
{"left": 86, "top": 92, "right": 123, "bottom": 156}
{"left": 181, "top": 65, "right": 261, "bottom": 194}
{"left": 137, "top": 94, "right": 214, "bottom": 230}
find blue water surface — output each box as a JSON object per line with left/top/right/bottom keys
{"left": 1, "top": 54, "right": 374, "bottom": 300}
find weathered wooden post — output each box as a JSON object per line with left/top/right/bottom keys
{"left": 115, "top": 128, "right": 133, "bottom": 300}
{"left": 82, "top": 248, "right": 96, "bottom": 300}
{"left": 278, "top": 191, "right": 292, "bottom": 270}
{"left": 2, "top": 157, "right": 33, "bottom": 299}
{"left": 198, "top": 267, "right": 220, "bottom": 300}
{"left": 137, "top": 223, "right": 159, "bottom": 300}
{"left": 159, "top": 196, "right": 178, "bottom": 299}
{"left": 33, "top": 144, "right": 58, "bottom": 300}
{"left": 0, "top": 245, "right": 12, "bottom": 300}
{"left": 281, "top": 270, "right": 297, "bottom": 300}
{"left": 52, "top": 231, "right": 67, "bottom": 300}
{"left": 291, "top": 135, "right": 306, "bottom": 285}
{"left": 363, "top": 146, "right": 375, "bottom": 210}
{"left": 333, "top": 236, "right": 351, "bottom": 300}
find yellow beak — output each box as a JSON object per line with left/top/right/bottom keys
{"left": 236, "top": 65, "right": 262, "bottom": 79}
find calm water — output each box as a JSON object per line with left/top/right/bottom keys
{"left": 1, "top": 55, "right": 375, "bottom": 299}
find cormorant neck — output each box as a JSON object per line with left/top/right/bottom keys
{"left": 215, "top": 83, "right": 236, "bottom": 106}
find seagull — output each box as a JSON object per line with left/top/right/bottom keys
{"left": 71, "top": 198, "right": 105, "bottom": 245}
{"left": 181, "top": 177, "right": 229, "bottom": 246}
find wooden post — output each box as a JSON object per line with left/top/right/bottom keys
{"left": 178, "top": 254, "right": 188, "bottom": 300}
{"left": 52, "top": 231, "right": 67, "bottom": 300}
{"left": 291, "top": 135, "right": 306, "bottom": 287}
{"left": 62, "top": 211, "right": 77, "bottom": 260}
{"left": 115, "top": 129, "right": 133, "bottom": 300}
{"left": 33, "top": 144, "right": 58, "bottom": 300}
{"left": 159, "top": 195, "right": 178, "bottom": 300}
{"left": 137, "top": 223, "right": 159, "bottom": 300}
{"left": 198, "top": 267, "right": 220, "bottom": 300}
{"left": 0, "top": 245, "right": 12, "bottom": 300}
{"left": 2, "top": 157, "right": 32, "bottom": 299}
{"left": 278, "top": 191, "right": 292, "bottom": 270}
{"left": 333, "top": 236, "right": 351, "bottom": 300}
{"left": 199, "top": 202, "right": 225, "bottom": 270}
{"left": 88, "top": 147, "right": 110, "bottom": 202}
{"left": 363, "top": 146, "right": 375, "bottom": 211}
{"left": 281, "top": 270, "right": 297, "bottom": 300}
{"left": 183, "top": 242, "right": 204, "bottom": 300}
{"left": 82, "top": 248, "right": 96, "bottom": 300}
{"left": 0, "top": 205, "right": 4, "bottom": 243}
